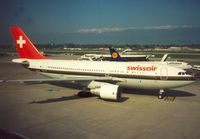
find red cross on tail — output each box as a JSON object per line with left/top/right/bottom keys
{"left": 11, "top": 26, "right": 47, "bottom": 59}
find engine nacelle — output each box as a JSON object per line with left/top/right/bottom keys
{"left": 90, "top": 83, "right": 121, "bottom": 101}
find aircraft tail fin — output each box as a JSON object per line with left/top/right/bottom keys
{"left": 10, "top": 26, "right": 47, "bottom": 59}
{"left": 109, "top": 47, "right": 123, "bottom": 61}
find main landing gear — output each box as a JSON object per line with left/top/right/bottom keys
{"left": 77, "top": 91, "right": 92, "bottom": 97}
{"left": 158, "top": 89, "right": 165, "bottom": 99}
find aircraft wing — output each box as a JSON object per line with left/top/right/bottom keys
{"left": 1, "top": 76, "right": 124, "bottom": 83}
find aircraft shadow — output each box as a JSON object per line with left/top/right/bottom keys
{"left": 28, "top": 82, "right": 196, "bottom": 104}
{"left": 29, "top": 95, "right": 129, "bottom": 104}
{"left": 47, "top": 82, "right": 196, "bottom": 98}
{"left": 28, "top": 82, "right": 130, "bottom": 104}
{"left": 26, "top": 82, "right": 83, "bottom": 90}
{"left": 29, "top": 95, "right": 87, "bottom": 104}
{"left": 122, "top": 88, "right": 196, "bottom": 97}
{"left": 101, "top": 97, "right": 129, "bottom": 103}
{"left": 49, "top": 82, "right": 84, "bottom": 90}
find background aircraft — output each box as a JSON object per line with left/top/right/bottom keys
{"left": 109, "top": 48, "right": 192, "bottom": 70}
{"left": 80, "top": 48, "right": 150, "bottom": 61}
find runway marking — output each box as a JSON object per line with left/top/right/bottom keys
{"left": 164, "top": 96, "right": 175, "bottom": 102}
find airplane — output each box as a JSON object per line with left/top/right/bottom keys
{"left": 110, "top": 48, "right": 192, "bottom": 70}
{"left": 160, "top": 54, "right": 192, "bottom": 70}
{"left": 1, "top": 26, "right": 196, "bottom": 101}
{"left": 109, "top": 47, "right": 149, "bottom": 61}
{"left": 80, "top": 49, "right": 149, "bottom": 61}
{"left": 109, "top": 47, "right": 123, "bottom": 61}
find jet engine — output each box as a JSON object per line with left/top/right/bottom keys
{"left": 89, "top": 82, "right": 121, "bottom": 101}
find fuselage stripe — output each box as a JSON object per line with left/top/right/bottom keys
{"left": 29, "top": 68, "right": 195, "bottom": 81}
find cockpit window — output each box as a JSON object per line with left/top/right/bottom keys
{"left": 178, "top": 72, "right": 186, "bottom": 75}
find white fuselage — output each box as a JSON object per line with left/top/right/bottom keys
{"left": 16, "top": 59, "right": 195, "bottom": 90}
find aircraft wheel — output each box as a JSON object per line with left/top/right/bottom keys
{"left": 158, "top": 89, "right": 164, "bottom": 99}
{"left": 78, "top": 91, "right": 92, "bottom": 97}
{"left": 158, "top": 94, "right": 163, "bottom": 99}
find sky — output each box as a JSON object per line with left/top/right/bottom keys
{"left": 1, "top": 0, "right": 200, "bottom": 45}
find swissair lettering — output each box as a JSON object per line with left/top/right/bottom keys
{"left": 127, "top": 65, "right": 157, "bottom": 71}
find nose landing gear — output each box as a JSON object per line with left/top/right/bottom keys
{"left": 158, "top": 89, "right": 164, "bottom": 99}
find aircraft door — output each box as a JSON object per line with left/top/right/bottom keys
{"left": 40, "top": 61, "right": 48, "bottom": 72}
{"left": 160, "top": 68, "right": 168, "bottom": 80}
{"left": 105, "top": 68, "right": 110, "bottom": 76}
